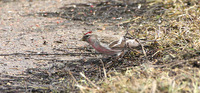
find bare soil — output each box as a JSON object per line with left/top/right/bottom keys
{"left": 0, "top": 0, "right": 166, "bottom": 92}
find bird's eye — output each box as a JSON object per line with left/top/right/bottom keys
{"left": 84, "top": 35, "right": 90, "bottom": 38}
{"left": 82, "top": 35, "right": 90, "bottom": 41}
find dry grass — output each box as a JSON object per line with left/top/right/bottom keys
{"left": 79, "top": 67, "right": 200, "bottom": 93}
{"left": 77, "top": 0, "right": 200, "bottom": 92}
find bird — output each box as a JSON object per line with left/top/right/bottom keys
{"left": 82, "top": 31, "right": 147, "bottom": 56}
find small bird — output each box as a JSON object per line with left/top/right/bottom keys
{"left": 82, "top": 31, "right": 146, "bottom": 56}
{"left": 82, "top": 34, "right": 123, "bottom": 56}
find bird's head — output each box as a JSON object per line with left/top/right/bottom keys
{"left": 82, "top": 31, "right": 92, "bottom": 41}
{"left": 82, "top": 35, "right": 91, "bottom": 41}
{"left": 82, "top": 31, "right": 98, "bottom": 43}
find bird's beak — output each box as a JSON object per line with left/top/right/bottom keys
{"left": 81, "top": 35, "right": 89, "bottom": 41}
{"left": 81, "top": 37, "right": 85, "bottom": 41}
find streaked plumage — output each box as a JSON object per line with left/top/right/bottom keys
{"left": 82, "top": 34, "right": 146, "bottom": 56}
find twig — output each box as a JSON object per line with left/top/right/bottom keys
{"left": 136, "top": 39, "right": 147, "bottom": 57}
{"left": 80, "top": 72, "right": 100, "bottom": 90}
{"left": 152, "top": 50, "right": 161, "bottom": 57}
{"left": 100, "top": 59, "right": 107, "bottom": 79}
{"left": 68, "top": 70, "right": 78, "bottom": 84}
{"left": 0, "top": 53, "right": 101, "bottom": 56}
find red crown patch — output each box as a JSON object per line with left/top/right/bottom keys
{"left": 84, "top": 31, "right": 92, "bottom": 35}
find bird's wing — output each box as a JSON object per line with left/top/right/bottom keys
{"left": 109, "top": 38, "right": 126, "bottom": 50}
{"left": 109, "top": 38, "right": 148, "bottom": 49}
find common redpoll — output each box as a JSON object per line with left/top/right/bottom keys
{"left": 82, "top": 32, "right": 146, "bottom": 56}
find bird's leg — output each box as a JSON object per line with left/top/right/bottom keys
{"left": 136, "top": 39, "right": 147, "bottom": 57}
{"left": 107, "top": 46, "right": 127, "bottom": 68}
{"left": 108, "top": 36, "right": 129, "bottom": 67}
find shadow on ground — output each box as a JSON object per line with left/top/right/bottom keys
{"left": 3, "top": 0, "right": 199, "bottom": 92}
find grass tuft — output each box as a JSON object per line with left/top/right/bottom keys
{"left": 78, "top": 0, "right": 200, "bottom": 92}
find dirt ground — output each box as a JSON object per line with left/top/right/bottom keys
{"left": 0, "top": 0, "right": 130, "bottom": 92}
{"left": 0, "top": 0, "right": 119, "bottom": 75}
{"left": 0, "top": 0, "right": 197, "bottom": 92}
{"left": 0, "top": 0, "right": 176, "bottom": 92}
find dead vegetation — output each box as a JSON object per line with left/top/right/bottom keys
{"left": 0, "top": 0, "right": 199, "bottom": 92}
{"left": 76, "top": 0, "right": 200, "bottom": 92}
